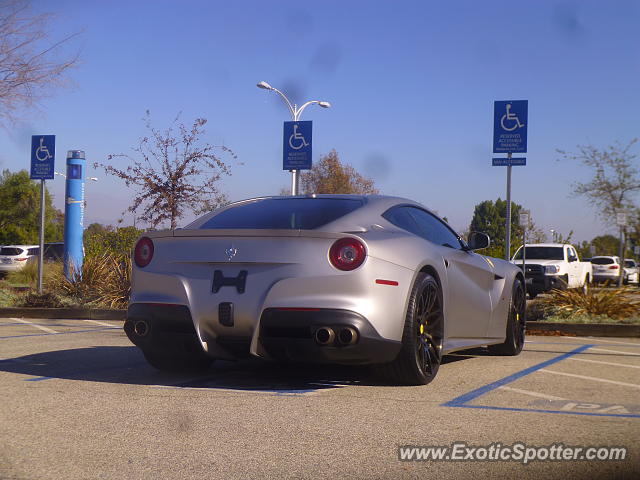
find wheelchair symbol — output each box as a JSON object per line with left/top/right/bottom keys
{"left": 35, "top": 137, "right": 53, "bottom": 161}
{"left": 289, "top": 124, "right": 309, "bottom": 150}
{"left": 500, "top": 103, "right": 525, "bottom": 131}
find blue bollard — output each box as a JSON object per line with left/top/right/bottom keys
{"left": 63, "top": 150, "right": 86, "bottom": 280}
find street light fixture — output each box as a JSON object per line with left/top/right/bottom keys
{"left": 257, "top": 80, "right": 331, "bottom": 195}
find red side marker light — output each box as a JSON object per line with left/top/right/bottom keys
{"left": 376, "top": 279, "right": 399, "bottom": 286}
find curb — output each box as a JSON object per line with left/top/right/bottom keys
{"left": 527, "top": 321, "right": 640, "bottom": 338}
{"left": 0, "top": 307, "right": 126, "bottom": 320}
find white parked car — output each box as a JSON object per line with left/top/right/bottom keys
{"left": 0, "top": 245, "right": 39, "bottom": 273}
{"left": 590, "top": 256, "right": 623, "bottom": 284}
{"left": 623, "top": 259, "right": 639, "bottom": 284}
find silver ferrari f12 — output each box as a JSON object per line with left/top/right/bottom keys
{"left": 124, "top": 195, "right": 525, "bottom": 385}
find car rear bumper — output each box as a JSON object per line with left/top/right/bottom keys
{"left": 593, "top": 274, "right": 621, "bottom": 283}
{"left": 258, "top": 308, "right": 402, "bottom": 365}
{"left": 124, "top": 303, "right": 204, "bottom": 355}
{"left": 125, "top": 303, "right": 402, "bottom": 365}
{"left": 0, "top": 263, "right": 27, "bottom": 272}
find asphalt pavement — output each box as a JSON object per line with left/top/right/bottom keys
{"left": 0, "top": 317, "right": 638, "bottom": 479}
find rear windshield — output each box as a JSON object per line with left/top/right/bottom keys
{"left": 591, "top": 257, "right": 615, "bottom": 265}
{"left": 0, "top": 247, "right": 24, "bottom": 256}
{"left": 624, "top": 260, "right": 636, "bottom": 268}
{"left": 513, "top": 247, "right": 564, "bottom": 260}
{"left": 198, "top": 198, "right": 364, "bottom": 230}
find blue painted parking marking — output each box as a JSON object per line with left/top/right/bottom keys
{"left": 442, "top": 344, "right": 640, "bottom": 418}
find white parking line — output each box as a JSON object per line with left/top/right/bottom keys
{"left": 591, "top": 348, "right": 640, "bottom": 357}
{"left": 566, "top": 357, "right": 640, "bottom": 369}
{"left": 497, "top": 386, "right": 566, "bottom": 401}
{"left": 539, "top": 369, "right": 640, "bottom": 389}
{"left": 12, "top": 318, "right": 56, "bottom": 334}
{"left": 83, "top": 319, "right": 117, "bottom": 327}
{"left": 570, "top": 337, "right": 640, "bottom": 346}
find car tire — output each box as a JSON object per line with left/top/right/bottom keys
{"left": 488, "top": 278, "right": 526, "bottom": 356}
{"left": 380, "top": 272, "right": 443, "bottom": 386}
{"left": 142, "top": 348, "right": 213, "bottom": 372}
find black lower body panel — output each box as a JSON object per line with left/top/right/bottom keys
{"left": 259, "top": 308, "right": 401, "bottom": 365}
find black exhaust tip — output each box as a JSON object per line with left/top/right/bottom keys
{"left": 133, "top": 319, "right": 150, "bottom": 337}
{"left": 337, "top": 327, "right": 358, "bottom": 345}
{"left": 314, "top": 327, "right": 335, "bottom": 346}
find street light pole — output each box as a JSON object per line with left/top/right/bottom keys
{"left": 257, "top": 81, "right": 331, "bottom": 195}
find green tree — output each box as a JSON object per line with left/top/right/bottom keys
{"left": 468, "top": 199, "right": 545, "bottom": 258}
{"left": 0, "top": 169, "right": 63, "bottom": 244}
{"left": 84, "top": 224, "right": 143, "bottom": 259}
{"left": 300, "top": 150, "right": 378, "bottom": 194}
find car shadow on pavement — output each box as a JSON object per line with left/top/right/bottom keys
{"left": 0, "top": 345, "right": 483, "bottom": 391}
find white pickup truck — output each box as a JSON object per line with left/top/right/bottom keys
{"left": 511, "top": 243, "right": 592, "bottom": 299}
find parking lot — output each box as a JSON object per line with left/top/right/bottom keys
{"left": 1, "top": 317, "right": 638, "bottom": 479}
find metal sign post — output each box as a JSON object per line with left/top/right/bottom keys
{"left": 29, "top": 135, "right": 55, "bottom": 293}
{"left": 616, "top": 211, "right": 627, "bottom": 287}
{"left": 519, "top": 211, "right": 529, "bottom": 294}
{"left": 493, "top": 100, "right": 528, "bottom": 260}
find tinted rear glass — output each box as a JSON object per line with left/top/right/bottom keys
{"left": 199, "top": 198, "right": 364, "bottom": 230}
{"left": 513, "top": 247, "right": 564, "bottom": 260}
{"left": 0, "top": 247, "right": 24, "bottom": 256}
{"left": 624, "top": 260, "right": 636, "bottom": 268}
{"left": 591, "top": 257, "right": 615, "bottom": 265}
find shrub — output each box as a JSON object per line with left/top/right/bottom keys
{"left": 47, "top": 254, "right": 131, "bottom": 308}
{"left": 539, "top": 288, "right": 640, "bottom": 320}
{"left": 84, "top": 226, "right": 142, "bottom": 259}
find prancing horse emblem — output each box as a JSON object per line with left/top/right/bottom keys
{"left": 225, "top": 246, "right": 238, "bottom": 261}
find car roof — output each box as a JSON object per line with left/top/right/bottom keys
{"left": 1, "top": 245, "right": 39, "bottom": 249}
{"left": 522, "top": 243, "right": 567, "bottom": 248}
{"left": 186, "top": 194, "right": 443, "bottom": 232}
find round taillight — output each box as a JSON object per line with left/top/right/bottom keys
{"left": 134, "top": 237, "right": 154, "bottom": 268}
{"left": 329, "top": 238, "right": 366, "bottom": 271}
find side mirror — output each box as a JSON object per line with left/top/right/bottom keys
{"left": 467, "top": 232, "right": 490, "bottom": 251}
{"left": 568, "top": 255, "right": 577, "bottom": 262}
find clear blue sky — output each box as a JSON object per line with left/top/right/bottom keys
{"left": 1, "top": 0, "right": 638, "bottom": 242}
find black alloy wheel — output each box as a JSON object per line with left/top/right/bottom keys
{"left": 489, "top": 279, "right": 526, "bottom": 356}
{"left": 382, "top": 273, "right": 444, "bottom": 385}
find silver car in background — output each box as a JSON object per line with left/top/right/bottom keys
{"left": 125, "top": 195, "right": 525, "bottom": 385}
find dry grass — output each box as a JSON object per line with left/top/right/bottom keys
{"left": 47, "top": 254, "right": 131, "bottom": 309}
{"left": 538, "top": 287, "right": 640, "bottom": 320}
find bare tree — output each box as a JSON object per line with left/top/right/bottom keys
{"left": 95, "top": 111, "right": 237, "bottom": 230}
{"left": 0, "top": 0, "right": 80, "bottom": 125}
{"left": 557, "top": 139, "right": 640, "bottom": 223}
